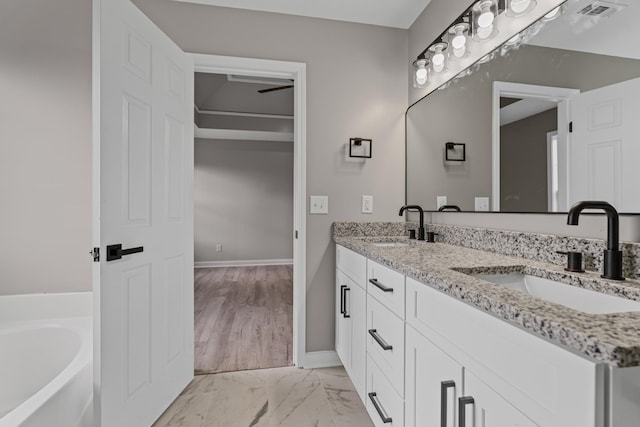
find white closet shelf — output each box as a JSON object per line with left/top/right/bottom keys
{"left": 194, "top": 125, "right": 293, "bottom": 142}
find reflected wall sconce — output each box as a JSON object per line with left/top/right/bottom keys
{"left": 445, "top": 142, "right": 466, "bottom": 161}
{"left": 349, "top": 138, "right": 372, "bottom": 158}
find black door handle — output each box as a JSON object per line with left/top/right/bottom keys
{"left": 458, "top": 396, "right": 475, "bottom": 427}
{"left": 340, "top": 285, "right": 347, "bottom": 314}
{"left": 106, "top": 244, "right": 144, "bottom": 261}
{"left": 369, "top": 278, "right": 393, "bottom": 293}
{"left": 368, "top": 329, "right": 393, "bottom": 350}
{"left": 368, "top": 392, "right": 392, "bottom": 423}
{"left": 343, "top": 288, "right": 351, "bottom": 318}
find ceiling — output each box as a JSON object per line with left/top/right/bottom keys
{"left": 529, "top": 0, "right": 639, "bottom": 60}
{"left": 172, "top": 0, "right": 432, "bottom": 29}
{"left": 195, "top": 73, "right": 294, "bottom": 116}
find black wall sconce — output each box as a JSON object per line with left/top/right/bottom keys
{"left": 349, "top": 138, "right": 372, "bottom": 158}
{"left": 445, "top": 142, "right": 466, "bottom": 161}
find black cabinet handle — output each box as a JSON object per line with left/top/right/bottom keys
{"left": 343, "top": 288, "right": 351, "bottom": 318}
{"left": 368, "top": 392, "right": 392, "bottom": 423}
{"left": 369, "top": 278, "right": 393, "bottom": 293}
{"left": 458, "top": 396, "right": 475, "bottom": 427}
{"left": 106, "top": 244, "right": 144, "bottom": 261}
{"left": 340, "top": 285, "right": 347, "bottom": 314}
{"left": 368, "top": 329, "right": 392, "bottom": 350}
{"left": 440, "top": 380, "right": 455, "bottom": 427}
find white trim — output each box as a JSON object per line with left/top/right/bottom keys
{"left": 226, "top": 74, "right": 291, "bottom": 86}
{"left": 300, "top": 351, "right": 342, "bottom": 369}
{"left": 191, "top": 53, "right": 307, "bottom": 368}
{"left": 194, "top": 105, "right": 293, "bottom": 120}
{"left": 492, "top": 81, "right": 580, "bottom": 211}
{"left": 194, "top": 125, "right": 293, "bottom": 142}
{"left": 194, "top": 259, "right": 293, "bottom": 268}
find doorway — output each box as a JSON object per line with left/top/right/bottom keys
{"left": 191, "top": 54, "right": 307, "bottom": 372}
{"left": 192, "top": 71, "right": 295, "bottom": 374}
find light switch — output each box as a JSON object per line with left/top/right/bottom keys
{"left": 475, "top": 197, "right": 489, "bottom": 211}
{"left": 362, "top": 195, "right": 373, "bottom": 214}
{"left": 310, "top": 196, "right": 328, "bottom": 214}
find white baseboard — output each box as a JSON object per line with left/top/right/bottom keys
{"left": 300, "top": 350, "right": 342, "bottom": 369}
{"left": 194, "top": 259, "right": 293, "bottom": 268}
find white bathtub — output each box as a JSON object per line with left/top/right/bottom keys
{"left": 0, "top": 293, "right": 92, "bottom": 427}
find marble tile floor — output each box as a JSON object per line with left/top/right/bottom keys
{"left": 152, "top": 366, "right": 374, "bottom": 427}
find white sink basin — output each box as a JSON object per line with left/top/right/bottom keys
{"left": 475, "top": 273, "right": 640, "bottom": 314}
{"left": 372, "top": 242, "right": 410, "bottom": 248}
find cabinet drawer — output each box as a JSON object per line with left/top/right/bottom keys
{"left": 367, "top": 295, "right": 404, "bottom": 397}
{"left": 406, "top": 277, "right": 602, "bottom": 427}
{"left": 336, "top": 245, "right": 367, "bottom": 287}
{"left": 366, "top": 355, "right": 404, "bottom": 427}
{"left": 367, "top": 259, "right": 405, "bottom": 318}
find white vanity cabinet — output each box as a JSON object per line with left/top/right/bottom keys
{"left": 335, "top": 245, "right": 367, "bottom": 401}
{"left": 405, "top": 276, "right": 604, "bottom": 427}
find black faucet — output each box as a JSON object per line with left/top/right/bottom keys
{"left": 438, "top": 205, "right": 461, "bottom": 212}
{"left": 567, "top": 201, "right": 624, "bottom": 281}
{"left": 399, "top": 205, "right": 425, "bottom": 241}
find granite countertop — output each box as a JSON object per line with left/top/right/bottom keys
{"left": 334, "top": 235, "right": 640, "bottom": 368}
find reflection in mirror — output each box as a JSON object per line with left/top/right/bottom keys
{"left": 407, "top": 0, "right": 640, "bottom": 213}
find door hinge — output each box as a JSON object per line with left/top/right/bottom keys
{"left": 569, "top": 121, "right": 573, "bottom": 133}
{"left": 295, "top": 230, "right": 298, "bottom": 239}
{"left": 91, "top": 247, "right": 100, "bottom": 262}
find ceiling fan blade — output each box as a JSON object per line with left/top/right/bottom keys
{"left": 258, "top": 85, "right": 294, "bottom": 94}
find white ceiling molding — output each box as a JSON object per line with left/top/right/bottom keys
{"left": 194, "top": 125, "right": 294, "bottom": 142}
{"left": 500, "top": 98, "right": 558, "bottom": 126}
{"left": 194, "top": 105, "right": 293, "bottom": 119}
{"left": 172, "top": 0, "right": 432, "bottom": 29}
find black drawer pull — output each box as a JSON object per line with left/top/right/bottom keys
{"left": 440, "top": 380, "right": 455, "bottom": 427}
{"left": 368, "top": 392, "right": 392, "bottom": 423}
{"left": 368, "top": 329, "right": 392, "bottom": 350}
{"left": 369, "top": 278, "right": 393, "bottom": 293}
{"left": 340, "top": 285, "right": 347, "bottom": 314}
{"left": 458, "top": 396, "right": 475, "bottom": 427}
{"left": 343, "top": 288, "right": 351, "bottom": 318}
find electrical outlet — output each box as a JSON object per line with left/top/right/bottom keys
{"left": 437, "top": 196, "right": 447, "bottom": 209}
{"left": 310, "top": 196, "right": 328, "bottom": 214}
{"left": 475, "top": 197, "right": 490, "bottom": 211}
{"left": 362, "top": 195, "right": 373, "bottom": 214}
{"left": 216, "top": 244, "right": 222, "bottom": 252}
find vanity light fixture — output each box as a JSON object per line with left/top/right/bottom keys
{"left": 413, "top": 56, "right": 429, "bottom": 88}
{"left": 430, "top": 42, "right": 449, "bottom": 73}
{"left": 349, "top": 138, "right": 372, "bottom": 158}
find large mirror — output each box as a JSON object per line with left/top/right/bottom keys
{"left": 407, "top": 0, "right": 640, "bottom": 213}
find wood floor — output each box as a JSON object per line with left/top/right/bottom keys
{"left": 194, "top": 265, "right": 293, "bottom": 375}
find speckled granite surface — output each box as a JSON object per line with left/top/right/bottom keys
{"left": 333, "top": 222, "right": 640, "bottom": 368}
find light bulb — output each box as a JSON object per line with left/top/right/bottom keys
{"left": 477, "top": 25, "right": 494, "bottom": 40}
{"left": 478, "top": 3, "right": 495, "bottom": 28}
{"left": 414, "top": 59, "right": 428, "bottom": 86}
{"left": 510, "top": 0, "right": 531, "bottom": 14}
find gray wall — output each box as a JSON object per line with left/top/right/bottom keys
{"left": 409, "top": 0, "right": 640, "bottom": 243}
{"left": 0, "top": 0, "right": 92, "bottom": 295}
{"left": 194, "top": 139, "right": 294, "bottom": 262}
{"left": 500, "top": 107, "right": 557, "bottom": 212}
{"left": 406, "top": 44, "right": 640, "bottom": 212}
{"left": 134, "top": 0, "right": 408, "bottom": 352}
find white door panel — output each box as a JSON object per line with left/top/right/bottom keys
{"left": 569, "top": 77, "right": 640, "bottom": 211}
{"left": 93, "top": 0, "right": 194, "bottom": 425}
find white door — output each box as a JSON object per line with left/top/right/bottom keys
{"left": 93, "top": 0, "right": 194, "bottom": 425}
{"left": 569, "top": 77, "right": 640, "bottom": 211}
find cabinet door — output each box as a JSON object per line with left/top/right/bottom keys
{"left": 336, "top": 269, "right": 351, "bottom": 367}
{"left": 349, "top": 282, "right": 367, "bottom": 402}
{"left": 460, "top": 370, "right": 538, "bottom": 427}
{"left": 405, "top": 325, "right": 463, "bottom": 427}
